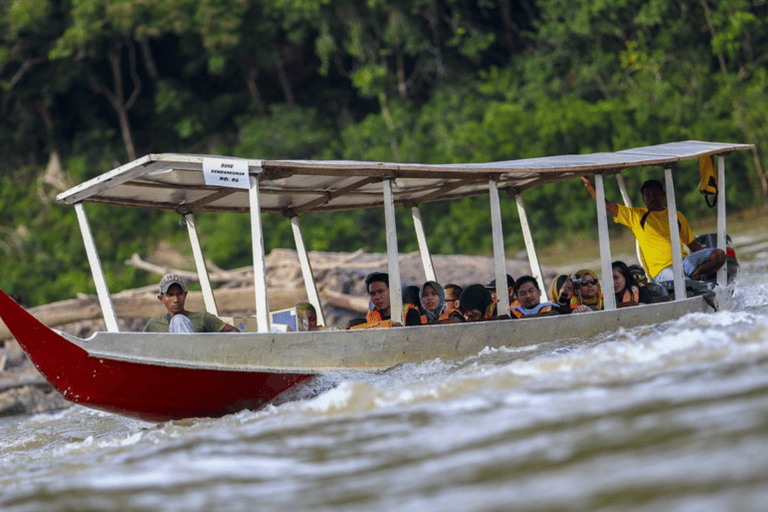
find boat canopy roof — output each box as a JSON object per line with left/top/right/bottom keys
{"left": 57, "top": 140, "right": 753, "bottom": 215}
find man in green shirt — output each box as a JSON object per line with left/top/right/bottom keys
{"left": 143, "top": 273, "right": 239, "bottom": 333}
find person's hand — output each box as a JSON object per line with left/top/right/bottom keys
{"left": 573, "top": 304, "right": 592, "bottom": 313}
{"left": 562, "top": 275, "right": 574, "bottom": 295}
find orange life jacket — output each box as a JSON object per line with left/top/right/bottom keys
{"left": 617, "top": 286, "right": 640, "bottom": 305}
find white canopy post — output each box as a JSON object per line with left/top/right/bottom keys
{"left": 615, "top": 173, "right": 633, "bottom": 207}
{"left": 716, "top": 156, "right": 727, "bottom": 286}
{"left": 411, "top": 206, "right": 437, "bottom": 283}
{"left": 184, "top": 213, "right": 218, "bottom": 316}
{"left": 74, "top": 202, "right": 119, "bottom": 332}
{"left": 514, "top": 193, "right": 547, "bottom": 300}
{"left": 594, "top": 175, "right": 617, "bottom": 310}
{"left": 664, "top": 168, "right": 686, "bottom": 300}
{"left": 290, "top": 215, "right": 326, "bottom": 327}
{"left": 248, "top": 171, "right": 270, "bottom": 332}
{"left": 383, "top": 179, "right": 404, "bottom": 324}
{"left": 489, "top": 179, "right": 510, "bottom": 316}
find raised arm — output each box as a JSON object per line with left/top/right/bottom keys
{"left": 581, "top": 176, "right": 618, "bottom": 217}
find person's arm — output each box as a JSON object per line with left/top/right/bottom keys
{"left": 221, "top": 323, "right": 239, "bottom": 332}
{"left": 686, "top": 239, "right": 704, "bottom": 253}
{"left": 581, "top": 176, "right": 618, "bottom": 217}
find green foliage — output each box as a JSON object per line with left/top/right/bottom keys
{"left": 1, "top": 0, "right": 766, "bottom": 306}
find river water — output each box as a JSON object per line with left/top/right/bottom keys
{"left": 2, "top": 258, "right": 768, "bottom": 511}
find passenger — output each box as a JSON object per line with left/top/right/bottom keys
{"left": 484, "top": 274, "right": 518, "bottom": 317}
{"left": 550, "top": 274, "right": 572, "bottom": 308}
{"left": 485, "top": 274, "right": 516, "bottom": 304}
{"left": 570, "top": 269, "right": 604, "bottom": 313}
{"left": 582, "top": 177, "right": 726, "bottom": 283}
{"left": 402, "top": 285, "right": 424, "bottom": 326}
{"left": 459, "top": 284, "right": 493, "bottom": 322}
{"left": 511, "top": 276, "right": 569, "bottom": 317}
{"left": 359, "top": 271, "right": 394, "bottom": 328}
{"left": 420, "top": 281, "right": 449, "bottom": 323}
{"left": 443, "top": 284, "right": 463, "bottom": 314}
{"left": 612, "top": 261, "right": 653, "bottom": 307}
{"left": 628, "top": 264, "right": 671, "bottom": 302}
{"left": 144, "top": 273, "right": 239, "bottom": 332}
{"left": 295, "top": 301, "right": 320, "bottom": 330}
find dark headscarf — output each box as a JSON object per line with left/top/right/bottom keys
{"left": 420, "top": 281, "right": 446, "bottom": 323}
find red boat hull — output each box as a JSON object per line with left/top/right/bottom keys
{"left": 0, "top": 290, "right": 314, "bottom": 422}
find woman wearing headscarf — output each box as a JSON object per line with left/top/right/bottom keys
{"left": 570, "top": 269, "right": 604, "bottom": 313}
{"left": 420, "top": 281, "right": 447, "bottom": 323}
{"left": 550, "top": 274, "right": 571, "bottom": 308}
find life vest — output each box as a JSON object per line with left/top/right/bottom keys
{"left": 510, "top": 303, "right": 557, "bottom": 318}
{"left": 350, "top": 319, "right": 393, "bottom": 329}
{"left": 570, "top": 294, "right": 604, "bottom": 311}
{"left": 617, "top": 286, "right": 640, "bottom": 306}
{"left": 698, "top": 154, "right": 718, "bottom": 207}
{"left": 403, "top": 303, "right": 423, "bottom": 325}
{"left": 353, "top": 308, "right": 394, "bottom": 329}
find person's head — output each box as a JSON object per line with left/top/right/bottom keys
{"left": 573, "top": 269, "right": 600, "bottom": 300}
{"left": 403, "top": 285, "right": 421, "bottom": 308}
{"left": 295, "top": 302, "right": 318, "bottom": 330}
{"left": 157, "top": 273, "right": 188, "bottom": 317}
{"left": 365, "top": 272, "right": 390, "bottom": 315}
{"left": 420, "top": 281, "right": 445, "bottom": 321}
{"left": 460, "top": 284, "right": 492, "bottom": 322}
{"left": 640, "top": 179, "right": 665, "bottom": 211}
{"left": 611, "top": 261, "right": 637, "bottom": 295}
{"left": 444, "top": 284, "right": 462, "bottom": 311}
{"left": 485, "top": 274, "right": 515, "bottom": 302}
{"left": 515, "top": 275, "right": 541, "bottom": 308}
{"left": 627, "top": 264, "right": 648, "bottom": 286}
{"left": 550, "top": 274, "right": 568, "bottom": 298}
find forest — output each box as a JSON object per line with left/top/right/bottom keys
{"left": 1, "top": 0, "right": 767, "bottom": 306}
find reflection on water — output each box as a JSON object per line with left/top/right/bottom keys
{"left": 1, "top": 263, "right": 767, "bottom": 512}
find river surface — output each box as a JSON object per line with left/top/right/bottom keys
{"left": 2, "top": 258, "right": 768, "bottom": 511}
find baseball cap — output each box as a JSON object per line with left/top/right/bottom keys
{"left": 485, "top": 274, "right": 514, "bottom": 289}
{"left": 159, "top": 273, "right": 186, "bottom": 294}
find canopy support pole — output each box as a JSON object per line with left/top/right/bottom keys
{"left": 716, "top": 156, "right": 727, "bottom": 286}
{"left": 616, "top": 173, "right": 633, "bottom": 207}
{"left": 184, "top": 213, "right": 218, "bottom": 316}
{"left": 74, "top": 202, "right": 119, "bottom": 332}
{"left": 411, "top": 206, "right": 437, "bottom": 283}
{"left": 383, "top": 179, "right": 403, "bottom": 324}
{"left": 290, "top": 215, "right": 326, "bottom": 327}
{"left": 595, "top": 175, "right": 616, "bottom": 310}
{"left": 489, "top": 179, "right": 510, "bottom": 316}
{"left": 664, "top": 168, "right": 686, "bottom": 300}
{"left": 515, "top": 193, "right": 546, "bottom": 300}
{"left": 248, "top": 172, "right": 270, "bottom": 332}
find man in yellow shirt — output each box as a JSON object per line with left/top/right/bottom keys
{"left": 581, "top": 177, "right": 725, "bottom": 282}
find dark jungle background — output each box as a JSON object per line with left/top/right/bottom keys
{"left": 2, "top": 0, "right": 767, "bottom": 306}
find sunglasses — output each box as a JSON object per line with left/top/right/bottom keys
{"left": 581, "top": 278, "right": 598, "bottom": 285}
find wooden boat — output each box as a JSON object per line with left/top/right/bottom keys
{"left": 0, "top": 140, "right": 754, "bottom": 422}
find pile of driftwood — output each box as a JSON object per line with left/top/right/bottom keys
{"left": 0, "top": 248, "right": 541, "bottom": 417}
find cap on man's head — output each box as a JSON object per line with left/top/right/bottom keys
{"left": 159, "top": 273, "right": 186, "bottom": 294}
{"left": 485, "top": 274, "right": 514, "bottom": 289}
{"left": 640, "top": 179, "right": 664, "bottom": 194}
